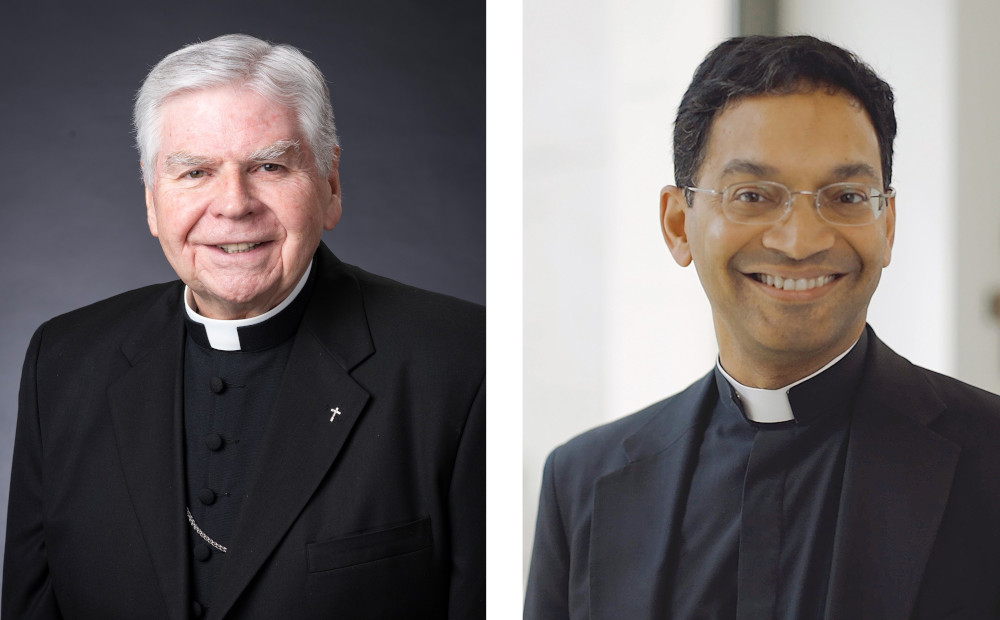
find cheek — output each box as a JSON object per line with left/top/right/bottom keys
{"left": 847, "top": 230, "right": 890, "bottom": 271}
{"left": 692, "top": 218, "right": 737, "bottom": 270}
{"left": 274, "top": 200, "right": 329, "bottom": 236}
{"left": 154, "top": 196, "right": 202, "bottom": 248}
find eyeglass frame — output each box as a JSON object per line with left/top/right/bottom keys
{"left": 683, "top": 181, "right": 895, "bottom": 227}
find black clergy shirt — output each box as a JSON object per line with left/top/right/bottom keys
{"left": 668, "top": 331, "right": 868, "bottom": 619}
{"left": 182, "top": 264, "right": 316, "bottom": 617}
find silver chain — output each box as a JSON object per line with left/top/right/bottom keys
{"left": 186, "top": 507, "right": 228, "bottom": 553}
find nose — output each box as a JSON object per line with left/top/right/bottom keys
{"left": 211, "top": 168, "right": 255, "bottom": 218}
{"left": 760, "top": 193, "right": 835, "bottom": 260}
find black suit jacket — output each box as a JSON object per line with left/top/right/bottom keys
{"left": 526, "top": 328, "right": 1000, "bottom": 619}
{"left": 3, "top": 245, "right": 485, "bottom": 619}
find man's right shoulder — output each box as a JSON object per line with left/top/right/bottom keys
{"left": 33, "top": 281, "right": 181, "bottom": 349}
{"left": 545, "top": 373, "right": 712, "bottom": 487}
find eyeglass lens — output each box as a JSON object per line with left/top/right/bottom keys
{"left": 721, "top": 182, "right": 882, "bottom": 225}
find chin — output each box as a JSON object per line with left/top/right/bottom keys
{"left": 755, "top": 322, "right": 858, "bottom": 358}
{"left": 194, "top": 283, "right": 270, "bottom": 310}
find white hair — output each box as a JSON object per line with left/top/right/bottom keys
{"left": 134, "top": 34, "right": 339, "bottom": 186}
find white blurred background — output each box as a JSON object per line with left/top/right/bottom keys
{"left": 523, "top": 0, "right": 1000, "bottom": 582}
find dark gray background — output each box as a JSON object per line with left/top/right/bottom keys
{"left": 0, "top": 1, "right": 484, "bottom": 565}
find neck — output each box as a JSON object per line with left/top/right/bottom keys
{"left": 717, "top": 326, "right": 866, "bottom": 389}
{"left": 189, "top": 292, "right": 284, "bottom": 321}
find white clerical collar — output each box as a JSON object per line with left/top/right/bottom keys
{"left": 716, "top": 339, "right": 860, "bottom": 423}
{"left": 183, "top": 262, "right": 312, "bottom": 351}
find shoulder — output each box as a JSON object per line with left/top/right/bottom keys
{"left": 915, "top": 365, "right": 1000, "bottom": 444}
{"left": 867, "top": 333, "right": 1000, "bottom": 461}
{"left": 31, "top": 281, "right": 180, "bottom": 353}
{"left": 921, "top": 366, "right": 1000, "bottom": 412}
{"left": 326, "top": 260, "right": 485, "bottom": 371}
{"left": 346, "top": 262, "right": 483, "bottom": 334}
{"left": 868, "top": 332, "right": 1000, "bottom": 432}
{"left": 546, "top": 375, "right": 710, "bottom": 491}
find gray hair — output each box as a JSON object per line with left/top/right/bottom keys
{"left": 134, "top": 34, "right": 339, "bottom": 186}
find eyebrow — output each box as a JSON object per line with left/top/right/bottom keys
{"left": 718, "top": 159, "right": 881, "bottom": 184}
{"left": 829, "top": 163, "right": 879, "bottom": 183}
{"left": 719, "top": 159, "right": 780, "bottom": 179}
{"left": 160, "top": 140, "right": 302, "bottom": 172}
{"left": 162, "top": 152, "right": 215, "bottom": 170}
{"left": 246, "top": 139, "right": 301, "bottom": 163}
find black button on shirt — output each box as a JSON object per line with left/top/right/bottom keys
{"left": 193, "top": 544, "right": 211, "bottom": 562}
{"left": 204, "top": 433, "right": 223, "bottom": 451}
{"left": 198, "top": 488, "right": 216, "bottom": 505}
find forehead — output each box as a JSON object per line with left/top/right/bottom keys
{"left": 157, "top": 87, "right": 301, "bottom": 159}
{"left": 699, "top": 90, "right": 881, "bottom": 184}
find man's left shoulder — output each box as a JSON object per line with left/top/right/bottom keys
{"left": 914, "top": 364, "right": 1000, "bottom": 438}
{"left": 353, "top": 265, "right": 482, "bottom": 323}
{"left": 336, "top": 263, "right": 485, "bottom": 365}
{"left": 870, "top": 330, "right": 1000, "bottom": 428}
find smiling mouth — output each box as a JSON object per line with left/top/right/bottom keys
{"left": 217, "top": 242, "right": 263, "bottom": 254}
{"left": 751, "top": 273, "right": 839, "bottom": 291}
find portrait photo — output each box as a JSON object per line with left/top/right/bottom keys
{"left": 1, "top": 1, "right": 484, "bottom": 617}
{"left": 524, "top": 0, "right": 1000, "bottom": 617}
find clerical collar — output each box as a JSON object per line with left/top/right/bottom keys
{"left": 183, "top": 261, "right": 314, "bottom": 352}
{"left": 716, "top": 330, "right": 869, "bottom": 424}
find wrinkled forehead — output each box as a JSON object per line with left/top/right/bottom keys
{"left": 155, "top": 86, "right": 304, "bottom": 160}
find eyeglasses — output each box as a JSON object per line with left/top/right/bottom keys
{"left": 685, "top": 181, "right": 894, "bottom": 226}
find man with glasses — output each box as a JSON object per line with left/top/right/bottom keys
{"left": 526, "top": 35, "right": 1000, "bottom": 619}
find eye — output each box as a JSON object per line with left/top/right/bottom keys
{"left": 734, "top": 190, "right": 764, "bottom": 203}
{"left": 730, "top": 184, "right": 780, "bottom": 204}
{"left": 186, "top": 170, "right": 205, "bottom": 179}
{"left": 261, "top": 163, "right": 284, "bottom": 172}
{"left": 832, "top": 188, "right": 870, "bottom": 204}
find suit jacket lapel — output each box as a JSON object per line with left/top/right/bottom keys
{"left": 825, "top": 331, "right": 961, "bottom": 619}
{"left": 107, "top": 284, "right": 190, "bottom": 620}
{"left": 208, "top": 247, "right": 374, "bottom": 619}
{"left": 590, "top": 373, "right": 714, "bottom": 620}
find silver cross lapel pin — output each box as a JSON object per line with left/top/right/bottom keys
{"left": 329, "top": 407, "right": 342, "bottom": 422}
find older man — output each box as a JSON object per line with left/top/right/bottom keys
{"left": 4, "top": 34, "right": 484, "bottom": 619}
{"left": 526, "top": 36, "right": 1000, "bottom": 619}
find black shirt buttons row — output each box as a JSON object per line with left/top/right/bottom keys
{"left": 209, "top": 376, "right": 226, "bottom": 394}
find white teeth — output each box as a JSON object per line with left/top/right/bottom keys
{"left": 755, "top": 274, "right": 834, "bottom": 291}
{"left": 218, "top": 242, "right": 262, "bottom": 254}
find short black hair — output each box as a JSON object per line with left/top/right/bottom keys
{"left": 674, "top": 35, "right": 896, "bottom": 190}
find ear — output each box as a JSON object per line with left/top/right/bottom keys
{"left": 323, "top": 146, "right": 342, "bottom": 231}
{"left": 144, "top": 172, "right": 159, "bottom": 238}
{"left": 661, "top": 185, "right": 692, "bottom": 266}
{"left": 882, "top": 194, "right": 895, "bottom": 267}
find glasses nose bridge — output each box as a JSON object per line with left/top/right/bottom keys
{"left": 784, "top": 188, "right": 821, "bottom": 207}
{"left": 776, "top": 188, "right": 823, "bottom": 221}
